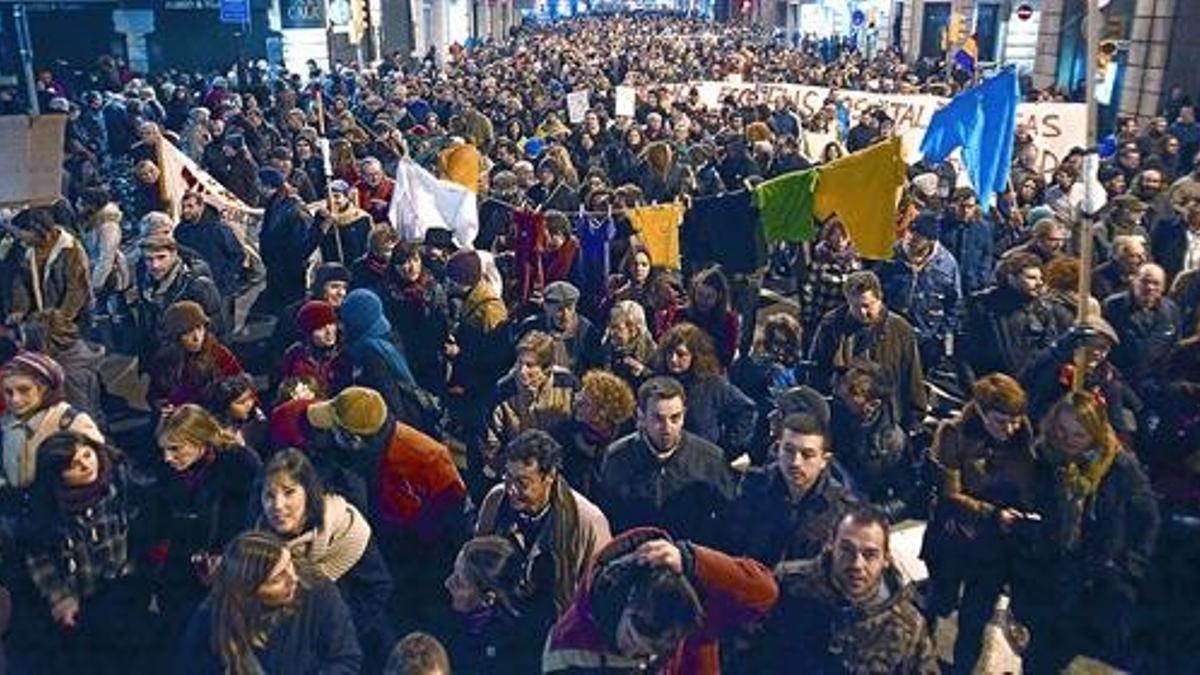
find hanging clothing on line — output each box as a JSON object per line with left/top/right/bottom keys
{"left": 574, "top": 213, "right": 617, "bottom": 315}
{"left": 752, "top": 169, "right": 819, "bottom": 244}
{"left": 626, "top": 203, "right": 685, "bottom": 270}
{"left": 513, "top": 209, "right": 548, "bottom": 302}
{"left": 682, "top": 191, "right": 768, "bottom": 276}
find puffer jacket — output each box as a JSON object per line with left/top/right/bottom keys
{"left": 543, "top": 527, "right": 779, "bottom": 675}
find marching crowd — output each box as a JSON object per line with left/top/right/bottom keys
{"left": 2, "top": 11, "right": 1200, "bottom": 675}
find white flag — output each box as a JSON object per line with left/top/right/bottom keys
{"left": 158, "top": 138, "right": 263, "bottom": 246}
{"left": 388, "top": 158, "right": 479, "bottom": 249}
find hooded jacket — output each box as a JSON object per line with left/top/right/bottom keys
{"left": 543, "top": 527, "right": 779, "bottom": 675}
{"left": 11, "top": 229, "right": 93, "bottom": 326}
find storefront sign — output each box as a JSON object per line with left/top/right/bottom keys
{"left": 280, "top": 0, "right": 324, "bottom": 29}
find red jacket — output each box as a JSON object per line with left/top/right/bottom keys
{"left": 374, "top": 422, "right": 467, "bottom": 542}
{"left": 543, "top": 527, "right": 778, "bottom": 674}
{"left": 356, "top": 177, "right": 395, "bottom": 223}
{"left": 152, "top": 338, "right": 244, "bottom": 407}
{"left": 277, "top": 341, "right": 351, "bottom": 395}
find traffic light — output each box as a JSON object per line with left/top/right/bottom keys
{"left": 349, "top": 0, "right": 369, "bottom": 45}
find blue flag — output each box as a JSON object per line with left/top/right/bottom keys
{"left": 919, "top": 67, "right": 1020, "bottom": 211}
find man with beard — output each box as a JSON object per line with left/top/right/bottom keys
{"left": 132, "top": 234, "right": 223, "bottom": 359}
{"left": 753, "top": 506, "right": 939, "bottom": 673}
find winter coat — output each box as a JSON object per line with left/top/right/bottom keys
{"left": 319, "top": 206, "right": 372, "bottom": 266}
{"left": 676, "top": 373, "right": 757, "bottom": 459}
{"left": 808, "top": 307, "right": 929, "bottom": 430}
{"left": 278, "top": 341, "right": 352, "bottom": 396}
{"left": 176, "top": 572, "right": 362, "bottom": 675}
{"left": 726, "top": 465, "right": 857, "bottom": 566}
{"left": 1, "top": 403, "right": 103, "bottom": 489}
{"left": 268, "top": 494, "right": 393, "bottom": 646}
{"left": 514, "top": 313, "right": 605, "bottom": 376}
{"left": 476, "top": 479, "right": 612, "bottom": 617}
{"left": 1020, "top": 446, "right": 1160, "bottom": 608}
{"left": 367, "top": 421, "right": 468, "bottom": 542}
{"left": 133, "top": 258, "right": 225, "bottom": 355}
{"left": 829, "top": 399, "right": 926, "bottom": 521}
{"left": 10, "top": 229, "right": 93, "bottom": 326}
{"left": 148, "top": 337, "right": 244, "bottom": 408}
{"left": 939, "top": 215, "right": 996, "bottom": 295}
{"left": 260, "top": 190, "right": 322, "bottom": 310}
{"left": 53, "top": 338, "right": 107, "bottom": 426}
{"left": 82, "top": 203, "right": 128, "bottom": 294}
{"left": 385, "top": 270, "right": 451, "bottom": 394}
{"left": 961, "top": 285, "right": 1073, "bottom": 382}
{"left": 877, "top": 241, "right": 962, "bottom": 347}
{"left": 1150, "top": 216, "right": 1193, "bottom": 281}
{"left": 755, "top": 553, "right": 939, "bottom": 674}
{"left": 543, "top": 527, "right": 779, "bottom": 675}
{"left": 484, "top": 368, "right": 578, "bottom": 463}
{"left": 173, "top": 208, "right": 246, "bottom": 296}
{"left": 600, "top": 431, "right": 736, "bottom": 546}
{"left": 1103, "top": 292, "right": 1182, "bottom": 391}
{"left": 680, "top": 308, "right": 741, "bottom": 369}
{"left": 147, "top": 446, "right": 261, "bottom": 605}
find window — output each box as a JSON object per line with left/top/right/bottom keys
{"left": 920, "top": 1, "right": 951, "bottom": 60}
{"left": 975, "top": 3, "right": 1001, "bottom": 61}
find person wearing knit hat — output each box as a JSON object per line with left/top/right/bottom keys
{"left": 279, "top": 300, "right": 350, "bottom": 396}
{"left": 337, "top": 289, "right": 419, "bottom": 424}
{"left": 149, "top": 301, "right": 244, "bottom": 408}
{"left": 258, "top": 166, "right": 287, "bottom": 192}
{"left": 1, "top": 351, "right": 105, "bottom": 488}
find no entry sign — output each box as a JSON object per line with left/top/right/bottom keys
{"left": 1016, "top": 3, "right": 1034, "bottom": 21}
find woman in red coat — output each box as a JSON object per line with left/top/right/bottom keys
{"left": 148, "top": 301, "right": 243, "bottom": 409}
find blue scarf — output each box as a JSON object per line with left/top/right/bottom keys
{"left": 347, "top": 313, "right": 416, "bottom": 386}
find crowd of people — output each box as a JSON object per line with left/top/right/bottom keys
{"left": 1, "top": 11, "right": 1199, "bottom": 674}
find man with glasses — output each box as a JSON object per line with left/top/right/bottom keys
{"left": 475, "top": 429, "right": 611, "bottom": 622}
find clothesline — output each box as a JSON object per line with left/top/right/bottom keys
{"left": 475, "top": 186, "right": 752, "bottom": 220}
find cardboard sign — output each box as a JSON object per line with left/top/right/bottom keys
{"left": 614, "top": 86, "right": 636, "bottom": 118}
{"left": 566, "top": 89, "right": 590, "bottom": 124}
{"left": 0, "top": 115, "right": 66, "bottom": 207}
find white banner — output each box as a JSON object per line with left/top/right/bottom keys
{"left": 159, "top": 138, "right": 263, "bottom": 246}
{"left": 645, "top": 81, "right": 1086, "bottom": 175}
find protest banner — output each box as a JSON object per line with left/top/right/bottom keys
{"left": 158, "top": 138, "right": 264, "bottom": 247}
{"left": 0, "top": 115, "right": 67, "bottom": 207}
{"left": 643, "top": 81, "right": 1086, "bottom": 175}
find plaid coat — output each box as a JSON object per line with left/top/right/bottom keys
{"left": 26, "top": 483, "right": 132, "bottom": 608}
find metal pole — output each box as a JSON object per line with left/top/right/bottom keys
{"left": 14, "top": 4, "right": 39, "bottom": 115}
{"left": 1072, "top": 0, "right": 1101, "bottom": 393}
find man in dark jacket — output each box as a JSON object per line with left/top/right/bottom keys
{"left": 961, "top": 251, "right": 1073, "bottom": 383}
{"left": 173, "top": 192, "right": 245, "bottom": 298}
{"left": 808, "top": 270, "right": 928, "bottom": 431}
{"left": 132, "top": 233, "right": 224, "bottom": 357}
{"left": 725, "top": 411, "right": 856, "bottom": 566}
{"left": 543, "top": 527, "right": 778, "bottom": 675}
{"left": 753, "top": 506, "right": 939, "bottom": 674}
{"left": 1103, "top": 263, "right": 1182, "bottom": 398}
{"left": 939, "top": 188, "right": 996, "bottom": 295}
{"left": 877, "top": 212, "right": 962, "bottom": 372}
{"left": 1149, "top": 183, "right": 1200, "bottom": 282}
{"left": 513, "top": 281, "right": 604, "bottom": 377}
{"left": 600, "top": 377, "right": 736, "bottom": 546}
{"left": 259, "top": 167, "right": 323, "bottom": 316}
